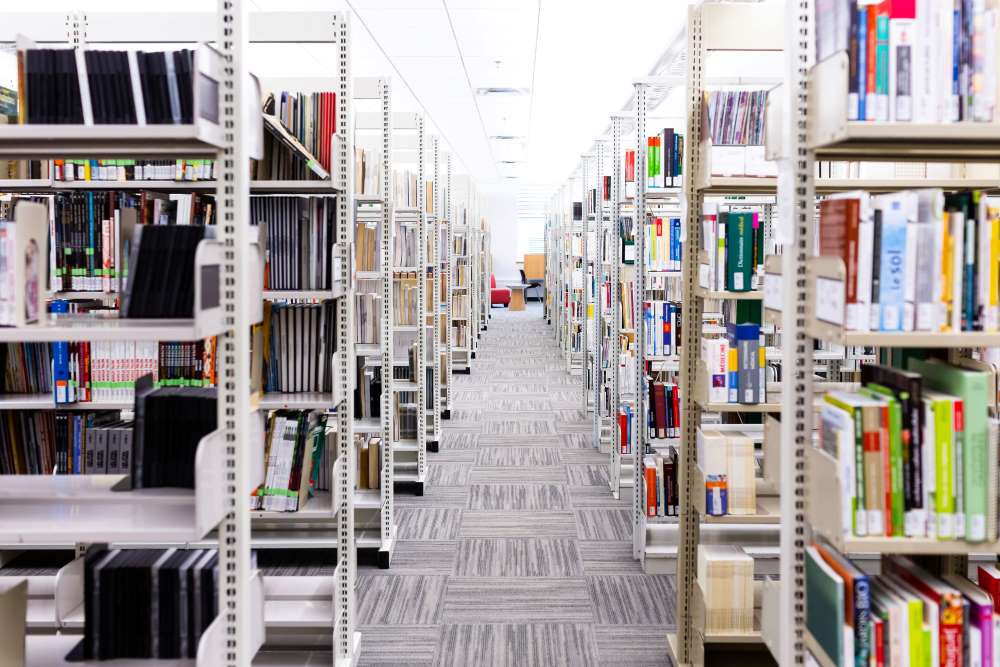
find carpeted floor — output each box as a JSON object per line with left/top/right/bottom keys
{"left": 355, "top": 302, "right": 676, "bottom": 666}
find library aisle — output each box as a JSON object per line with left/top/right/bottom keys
{"left": 355, "top": 303, "right": 674, "bottom": 665}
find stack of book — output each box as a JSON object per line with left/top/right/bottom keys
{"left": 262, "top": 301, "right": 336, "bottom": 394}
{"left": 252, "top": 195, "right": 337, "bottom": 291}
{"left": 393, "top": 170, "right": 419, "bottom": 208}
{"left": 354, "top": 145, "right": 380, "bottom": 196}
{"left": 817, "top": 1, "right": 1000, "bottom": 123}
{"left": 819, "top": 190, "right": 1000, "bottom": 333}
{"left": 646, "top": 127, "right": 683, "bottom": 189}
{"left": 807, "top": 546, "right": 1000, "bottom": 666}
{"left": 122, "top": 224, "right": 211, "bottom": 319}
{"left": 701, "top": 205, "right": 766, "bottom": 293}
{"left": 253, "top": 410, "right": 327, "bottom": 512}
{"left": 642, "top": 300, "right": 681, "bottom": 357}
{"left": 697, "top": 428, "right": 756, "bottom": 516}
{"left": 643, "top": 447, "right": 679, "bottom": 517}
{"left": 702, "top": 324, "right": 765, "bottom": 405}
{"left": 354, "top": 220, "right": 380, "bottom": 273}
{"left": 393, "top": 272, "right": 419, "bottom": 326}
{"left": 698, "top": 545, "right": 755, "bottom": 634}
{"left": 645, "top": 217, "right": 682, "bottom": 271}
{"left": 80, "top": 548, "right": 222, "bottom": 660}
{"left": 0, "top": 410, "right": 127, "bottom": 475}
{"left": 820, "top": 359, "right": 998, "bottom": 541}
{"left": 647, "top": 380, "right": 681, "bottom": 439}
{"left": 355, "top": 434, "right": 381, "bottom": 489}
{"left": 393, "top": 223, "right": 418, "bottom": 267}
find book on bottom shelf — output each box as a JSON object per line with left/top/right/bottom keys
{"left": 253, "top": 409, "right": 327, "bottom": 512}
{"left": 697, "top": 545, "right": 754, "bottom": 635}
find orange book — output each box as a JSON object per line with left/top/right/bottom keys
{"left": 645, "top": 462, "right": 657, "bottom": 517}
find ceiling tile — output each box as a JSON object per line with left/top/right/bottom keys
{"left": 462, "top": 55, "right": 533, "bottom": 89}
{"left": 391, "top": 57, "right": 471, "bottom": 100}
{"left": 447, "top": 8, "right": 537, "bottom": 58}
{"left": 352, "top": 8, "right": 457, "bottom": 57}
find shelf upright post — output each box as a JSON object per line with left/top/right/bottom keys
{"left": 332, "top": 12, "right": 358, "bottom": 663}
{"left": 610, "top": 114, "right": 623, "bottom": 498}
{"left": 430, "top": 135, "right": 441, "bottom": 445}
{"left": 594, "top": 143, "right": 605, "bottom": 448}
{"left": 444, "top": 155, "right": 453, "bottom": 412}
{"left": 677, "top": 6, "right": 705, "bottom": 663}
{"left": 215, "top": 0, "right": 252, "bottom": 662}
{"left": 416, "top": 114, "right": 427, "bottom": 485}
{"left": 632, "top": 82, "right": 647, "bottom": 560}
{"left": 778, "top": 0, "right": 816, "bottom": 663}
{"left": 379, "top": 77, "right": 394, "bottom": 554}
{"left": 581, "top": 156, "right": 590, "bottom": 413}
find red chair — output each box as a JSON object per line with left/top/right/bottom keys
{"left": 490, "top": 274, "right": 510, "bottom": 307}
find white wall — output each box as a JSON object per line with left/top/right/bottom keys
{"left": 481, "top": 188, "right": 519, "bottom": 286}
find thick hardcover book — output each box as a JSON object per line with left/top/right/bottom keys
{"left": 725, "top": 212, "right": 755, "bottom": 292}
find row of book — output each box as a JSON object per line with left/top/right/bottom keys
{"left": 253, "top": 410, "right": 326, "bottom": 512}
{"left": 817, "top": 1, "right": 1000, "bottom": 123}
{"left": 393, "top": 272, "right": 419, "bottom": 326}
{"left": 642, "top": 300, "right": 682, "bottom": 358}
{"left": 452, "top": 321, "right": 469, "bottom": 348}
{"left": 821, "top": 359, "right": 997, "bottom": 541}
{"left": 262, "top": 301, "right": 336, "bottom": 394}
{"left": 705, "top": 89, "right": 768, "bottom": 146}
{"left": 355, "top": 291, "right": 381, "bottom": 345}
{"left": 702, "top": 324, "right": 766, "bottom": 405}
{"left": 122, "top": 224, "right": 209, "bottom": 319}
{"left": 619, "top": 280, "right": 636, "bottom": 331}
{"left": 354, "top": 219, "right": 380, "bottom": 273}
{"left": 806, "top": 546, "right": 1000, "bottom": 667}
{"left": 644, "top": 216, "right": 682, "bottom": 271}
{"left": 253, "top": 195, "right": 337, "bottom": 291}
{"left": 699, "top": 545, "right": 754, "bottom": 634}
{"left": 701, "top": 205, "right": 766, "bottom": 293}
{"left": 647, "top": 380, "right": 681, "bottom": 440}
{"left": 642, "top": 446, "right": 679, "bottom": 517}
{"left": 0, "top": 410, "right": 125, "bottom": 475}
{"left": 55, "top": 340, "right": 214, "bottom": 404}
{"left": 51, "top": 159, "right": 215, "bottom": 182}
{"left": 393, "top": 223, "right": 419, "bottom": 268}
{"left": 18, "top": 47, "right": 198, "bottom": 125}
{"left": 354, "top": 361, "right": 382, "bottom": 420}
{"left": 646, "top": 127, "right": 683, "bottom": 189}
{"left": 617, "top": 405, "right": 635, "bottom": 455}
{"left": 0, "top": 342, "right": 50, "bottom": 394}
{"left": 393, "top": 395, "right": 419, "bottom": 441}
{"left": 131, "top": 380, "right": 215, "bottom": 489}
{"left": 355, "top": 434, "right": 382, "bottom": 490}
{"left": 270, "top": 90, "right": 338, "bottom": 174}
{"left": 81, "top": 548, "right": 221, "bottom": 660}
{"left": 393, "top": 171, "right": 419, "bottom": 208}
{"left": 819, "top": 190, "right": 1000, "bottom": 333}
{"left": 354, "top": 146, "right": 380, "bottom": 196}
{"left": 697, "top": 428, "right": 757, "bottom": 516}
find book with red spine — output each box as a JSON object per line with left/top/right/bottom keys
{"left": 887, "top": 557, "right": 964, "bottom": 667}
{"left": 644, "top": 456, "right": 657, "bottom": 517}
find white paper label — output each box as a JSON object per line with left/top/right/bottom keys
{"left": 763, "top": 272, "right": 782, "bottom": 312}
{"left": 814, "top": 276, "right": 845, "bottom": 325}
{"left": 698, "top": 264, "right": 710, "bottom": 289}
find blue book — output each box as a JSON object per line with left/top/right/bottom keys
{"left": 661, "top": 302, "right": 668, "bottom": 351}
{"left": 72, "top": 415, "right": 82, "bottom": 474}
{"left": 857, "top": 6, "right": 867, "bottom": 121}
{"left": 876, "top": 194, "right": 908, "bottom": 331}
{"left": 952, "top": 5, "right": 961, "bottom": 120}
{"left": 50, "top": 301, "right": 70, "bottom": 404}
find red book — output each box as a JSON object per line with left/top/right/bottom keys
{"left": 877, "top": 404, "right": 892, "bottom": 536}
{"left": 671, "top": 384, "right": 681, "bottom": 436}
{"left": 625, "top": 150, "right": 635, "bottom": 182}
{"left": 872, "top": 616, "right": 885, "bottom": 667}
{"left": 645, "top": 464, "right": 657, "bottom": 517}
{"left": 818, "top": 198, "right": 861, "bottom": 322}
{"left": 866, "top": 5, "right": 876, "bottom": 117}
{"left": 618, "top": 412, "right": 628, "bottom": 454}
{"left": 977, "top": 565, "right": 1000, "bottom": 612}
{"left": 653, "top": 382, "right": 667, "bottom": 439}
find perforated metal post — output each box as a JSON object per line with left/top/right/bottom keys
{"left": 444, "top": 156, "right": 453, "bottom": 409}
{"left": 415, "top": 115, "right": 427, "bottom": 483}
{"left": 610, "top": 115, "right": 623, "bottom": 498}
{"left": 216, "top": 1, "right": 252, "bottom": 663}
{"left": 779, "top": 0, "right": 815, "bottom": 663}
{"left": 594, "top": 143, "right": 605, "bottom": 448}
{"left": 332, "top": 13, "right": 356, "bottom": 662}
{"left": 430, "top": 136, "right": 441, "bottom": 442}
{"left": 581, "top": 156, "right": 590, "bottom": 413}
{"left": 379, "top": 78, "right": 394, "bottom": 552}
{"left": 632, "top": 83, "right": 647, "bottom": 560}
{"left": 677, "top": 7, "right": 705, "bottom": 663}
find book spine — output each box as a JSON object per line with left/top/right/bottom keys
{"left": 875, "top": 7, "right": 890, "bottom": 120}
{"left": 849, "top": 2, "right": 861, "bottom": 119}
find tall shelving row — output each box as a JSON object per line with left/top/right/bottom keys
{"left": 441, "top": 154, "right": 453, "bottom": 417}
{"left": 449, "top": 176, "right": 472, "bottom": 376}
{"left": 0, "top": 7, "right": 360, "bottom": 665}
{"left": 425, "top": 135, "right": 442, "bottom": 452}
{"left": 353, "top": 76, "right": 397, "bottom": 565}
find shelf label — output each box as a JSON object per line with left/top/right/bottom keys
{"left": 763, "top": 272, "right": 782, "bottom": 312}
{"left": 698, "top": 263, "right": 710, "bottom": 289}
{"left": 815, "top": 276, "right": 845, "bottom": 326}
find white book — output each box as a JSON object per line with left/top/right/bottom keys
{"left": 951, "top": 210, "right": 965, "bottom": 332}
{"left": 262, "top": 415, "right": 285, "bottom": 511}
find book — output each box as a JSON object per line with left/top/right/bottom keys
{"left": 806, "top": 544, "right": 848, "bottom": 666}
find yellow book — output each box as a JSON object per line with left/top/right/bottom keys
{"left": 941, "top": 211, "right": 954, "bottom": 331}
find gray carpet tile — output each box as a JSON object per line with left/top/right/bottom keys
{"left": 578, "top": 542, "right": 646, "bottom": 575}
{"left": 356, "top": 575, "right": 448, "bottom": 625}
{"left": 396, "top": 508, "right": 462, "bottom": 540}
{"left": 458, "top": 511, "right": 579, "bottom": 538}
{"left": 426, "top": 463, "right": 472, "bottom": 486}
{"left": 587, "top": 575, "right": 677, "bottom": 625}
{"left": 468, "top": 465, "right": 568, "bottom": 484}
{"left": 436, "top": 624, "right": 599, "bottom": 667}
{"left": 566, "top": 463, "right": 611, "bottom": 486}
{"left": 468, "top": 483, "right": 569, "bottom": 510}
{"left": 358, "top": 541, "right": 458, "bottom": 576}
{"left": 475, "top": 446, "right": 561, "bottom": 466}
{"left": 356, "top": 625, "right": 441, "bottom": 666}
{"left": 594, "top": 625, "right": 674, "bottom": 666}
{"left": 442, "top": 577, "right": 595, "bottom": 623}
{"left": 353, "top": 305, "right": 676, "bottom": 664}
{"left": 455, "top": 538, "right": 583, "bottom": 577}
{"left": 576, "top": 509, "right": 633, "bottom": 541}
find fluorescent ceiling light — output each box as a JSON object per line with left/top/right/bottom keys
{"left": 475, "top": 87, "right": 529, "bottom": 96}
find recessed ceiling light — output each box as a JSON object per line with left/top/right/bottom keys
{"left": 475, "top": 87, "right": 529, "bottom": 96}
{"left": 499, "top": 160, "right": 520, "bottom": 164}
{"left": 489, "top": 135, "right": 524, "bottom": 141}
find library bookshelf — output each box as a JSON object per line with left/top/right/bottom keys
{"left": 0, "top": 8, "right": 360, "bottom": 666}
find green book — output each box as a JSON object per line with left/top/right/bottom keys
{"left": 909, "top": 358, "right": 989, "bottom": 542}
{"left": 806, "top": 545, "right": 846, "bottom": 665}
{"left": 725, "top": 212, "right": 755, "bottom": 292}
{"left": 922, "top": 390, "right": 956, "bottom": 540}
{"left": 860, "top": 384, "right": 905, "bottom": 536}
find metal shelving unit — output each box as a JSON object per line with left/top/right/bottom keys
{"left": 450, "top": 175, "right": 472, "bottom": 375}
{"left": 353, "top": 76, "right": 396, "bottom": 568}
{"left": 425, "top": 135, "right": 441, "bottom": 452}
